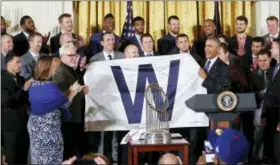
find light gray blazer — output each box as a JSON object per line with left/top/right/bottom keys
{"left": 20, "top": 51, "right": 46, "bottom": 80}
{"left": 90, "top": 51, "right": 125, "bottom": 62}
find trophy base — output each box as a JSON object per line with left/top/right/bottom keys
{"left": 145, "top": 131, "right": 171, "bottom": 144}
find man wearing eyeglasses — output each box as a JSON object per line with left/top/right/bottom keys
{"left": 52, "top": 43, "right": 89, "bottom": 160}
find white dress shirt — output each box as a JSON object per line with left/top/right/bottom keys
{"left": 103, "top": 51, "right": 115, "bottom": 60}
{"left": 29, "top": 50, "right": 40, "bottom": 61}
{"left": 143, "top": 51, "right": 154, "bottom": 57}
{"left": 135, "top": 34, "right": 143, "bottom": 50}
{"left": 205, "top": 56, "right": 218, "bottom": 72}
{"left": 23, "top": 31, "right": 29, "bottom": 39}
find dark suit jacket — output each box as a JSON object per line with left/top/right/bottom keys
{"left": 228, "top": 35, "right": 253, "bottom": 70}
{"left": 1, "top": 70, "right": 28, "bottom": 131}
{"left": 229, "top": 62, "right": 248, "bottom": 93}
{"left": 202, "top": 57, "right": 230, "bottom": 94}
{"left": 13, "top": 32, "right": 50, "bottom": 56}
{"left": 263, "top": 32, "right": 280, "bottom": 49}
{"left": 157, "top": 33, "right": 176, "bottom": 55}
{"left": 168, "top": 48, "right": 203, "bottom": 66}
{"left": 52, "top": 63, "right": 84, "bottom": 123}
{"left": 229, "top": 53, "right": 242, "bottom": 68}
{"left": 119, "top": 35, "right": 143, "bottom": 55}
{"left": 191, "top": 39, "right": 206, "bottom": 59}
{"left": 88, "top": 32, "right": 121, "bottom": 57}
{"left": 50, "top": 32, "right": 77, "bottom": 54}
{"left": 262, "top": 64, "right": 280, "bottom": 127}
{"left": 1, "top": 53, "right": 6, "bottom": 70}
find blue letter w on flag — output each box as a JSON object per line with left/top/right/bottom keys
{"left": 111, "top": 60, "right": 180, "bottom": 124}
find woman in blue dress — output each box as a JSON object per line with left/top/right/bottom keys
{"left": 28, "top": 56, "right": 83, "bottom": 164}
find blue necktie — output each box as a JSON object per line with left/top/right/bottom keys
{"left": 272, "top": 64, "right": 279, "bottom": 80}
{"left": 204, "top": 60, "right": 211, "bottom": 73}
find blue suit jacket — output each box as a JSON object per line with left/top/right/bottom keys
{"left": 88, "top": 32, "right": 121, "bottom": 57}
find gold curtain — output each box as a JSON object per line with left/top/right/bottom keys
{"left": 74, "top": 1, "right": 255, "bottom": 47}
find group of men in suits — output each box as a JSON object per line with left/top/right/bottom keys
{"left": 1, "top": 11, "right": 280, "bottom": 164}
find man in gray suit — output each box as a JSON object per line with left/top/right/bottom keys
{"left": 20, "top": 32, "right": 45, "bottom": 80}
{"left": 263, "top": 16, "right": 279, "bottom": 49}
{"left": 90, "top": 32, "right": 124, "bottom": 63}
{"left": 89, "top": 32, "right": 124, "bottom": 164}
{"left": 1, "top": 34, "right": 14, "bottom": 70}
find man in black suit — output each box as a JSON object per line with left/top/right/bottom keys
{"left": 50, "top": 13, "right": 82, "bottom": 54}
{"left": 263, "top": 16, "right": 279, "bottom": 49}
{"left": 52, "top": 43, "right": 89, "bottom": 160}
{"left": 169, "top": 34, "right": 203, "bottom": 65}
{"left": 120, "top": 16, "right": 145, "bottom": 55}
{"left": 1, "top": 15, "right": 7, "bottom": 35}
{"left": 262, "top": 39, "right": 280, "bottom": 164}
{"left": 1, "top": 52, "right": 32, "bottom": 164}
{"left": 192, "top": 19, "right": 217, "bottom": 59}
{"left": 228, "top": 16, "right": 253, "bottom": 72}
{"left": 198, "top": 38, "right": 230, "bottom": 93}
{"left": 13, "top": 15, "right": 50, "bottom": 56}
{"left": 1, "top": 34, "right": 14, "bottom": 70}
{"left": 157, "top": 15, "right": 180, "bottom": 55}
{"left": 141, "top": 33, "right": 159, "bottom": 57}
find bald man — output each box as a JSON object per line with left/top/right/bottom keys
{"left": 124, "top": 44, "right": 139, "bottom": 58}
{"left": 1, "top": 34, "right": 14, "bottom": 70}
{"left": 158, "top": 153, "right": 181, "bottom": 165}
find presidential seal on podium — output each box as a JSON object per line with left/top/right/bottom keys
{"left": 217, "top": 91, "right": 238, "bottom": 112}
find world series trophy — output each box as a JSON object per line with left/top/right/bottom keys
{"left": 144, "top": 83, "right": 171, "bottom": 144}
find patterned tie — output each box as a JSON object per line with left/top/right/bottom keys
{"left": 107, "top": 55, "right": 112, "bottom": 60}
{"left": 204, "top": 60, "right": 211, "bottom": 73}
{"left": 272, "top": 64, "right": 279, "bottom": 80}
{"left": 252, "top": 56, "right": 257, "bottom": 70}
{"left": 34, "top": 55, "right": 39, "bottom": 61}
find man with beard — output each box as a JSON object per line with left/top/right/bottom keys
{"left": 88, "top": 14, "right": 121, "bottom": 57}
{"left": 228, "top": 16, "right": 253, "bottom": 72}
{"left": 1, "top": 16, "right": 7, "bottom": 35}
{"left": 120, "top": 16, "right": 145, "bottom": 56}
{"left": 13, "top": 15, "right": 50, "bottom": 56}
{"left": 191, "top": 19, "right": 217, "bottom": 59}
{"left": 157, "top": 15, "right": 180, "bottom": 55}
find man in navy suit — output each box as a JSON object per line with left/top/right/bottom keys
{"left": 198, "top": 37, "right": 230, "bottom": 93}
{"left": 88, "top": 13, "right": 121, "bottom": 57}
{"left": 13, "top": 15, "right": 50, "bottom": 56}
{"left": 157, "top": 15, "right": 180, "bottom": 55}
{"left": 120, "top": 16, "right": 145, "bottom": 56}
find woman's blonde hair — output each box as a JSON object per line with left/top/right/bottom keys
{"left": 50, "top": 57, "right": 61, "bottom": 76}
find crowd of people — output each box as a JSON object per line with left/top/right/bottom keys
{"left": 1, "top": 11, "right": 279, "bottom": 165}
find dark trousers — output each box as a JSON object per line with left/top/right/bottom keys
{"left": 274, "top": 132, "right": 280, "bottom": 164}
{"left": 253, "top": 124, "right": 265, "bottom": 159}
{"left": 240, "top": 112, "right": 255, "bottom": 160}
{"left": 2, "top": 129, "right": 29, "bottom": 164}
{"left": 263, "top": 123, "right": 277, "bottom": 164}
{"left": 61, "top": 122, "right": 87, "bottom": 160}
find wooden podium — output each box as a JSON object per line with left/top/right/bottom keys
{"left": 185, "top": 93, "right": 257, "bottom": 129}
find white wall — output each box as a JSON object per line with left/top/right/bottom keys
{"left": 255, "top": 1, "right": 280, "bottom": 36}
{"left": 1, "top": 1, "right": 73, "bottom": 38}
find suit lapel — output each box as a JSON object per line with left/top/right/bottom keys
{"left": 207, "top": 58, "right": 221, "bottom": 75}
